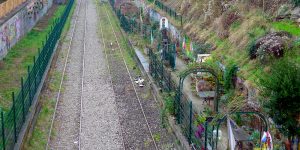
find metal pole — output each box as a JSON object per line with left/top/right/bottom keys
{"left": 181, "top": 16, "right": 183, "bottom": 26}
{"left": 12, "top": 92, "right": 17, "bottom": 142}
{"left": 211, "top": 125, "right": 215, "bottom": 150}
{"left": 205, "top": 121, "right": 208, "bottom": 150}
{"left": 188, "top": 101, "right": 193, "bottom": 144}
{"left": 28, "top": 66, "right": 32, "bottom": 104}
{"left": 33, "top": 56, "right": 37, "bottom": 91}
{"left": 21, "top": 78, "right": 25, "bottom": 122}
{"left": 1, "top": 109, "right": 5, "bottom": 150}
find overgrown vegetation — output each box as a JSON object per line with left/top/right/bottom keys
{"left": 258, "top": 58, "right": 300, "bottom": 137}
{"left": 223, "top": 64, "right": 238, "bottom": 92}
{"left": 292, "top": 0, "right": 300, "bottom": 6}
{"left": 0, "top": 5, "right": 66, "bottom": 110}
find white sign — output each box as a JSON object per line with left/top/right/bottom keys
{"left": 160, "top": 17, "right": 169, "bottom": 30}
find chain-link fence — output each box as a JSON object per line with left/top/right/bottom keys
{"left": 0, "top": 0, "right": 74, "bottom": 149}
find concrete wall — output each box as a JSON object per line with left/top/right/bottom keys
{"left": 0, "top": 0, "right": 53, "bottom": 60}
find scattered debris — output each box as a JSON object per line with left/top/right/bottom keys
{"left": 134, "top": 76, "right": 145, "bottom": 87}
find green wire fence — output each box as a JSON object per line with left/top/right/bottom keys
{"left": 108, "top": 1, "right": 216, "bottom": 149}
{"left": 0, "top": 0, "right": 74, "bottom": 149}
{"left": 147, "top": 0, "right": 183, "bottom": 25}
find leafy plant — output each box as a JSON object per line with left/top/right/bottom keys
{"left": 163, "top": 92, "right": 176, "bottom": 115}
{"left": 249, "top": 130, "right": 261, "bottom": 146}
{"left": 258, "top": 58, "right": 300, "bottom": 137}
{"left": 291, "top": 0, "right": 300, "bottom": 6}
{"left": 224, "top": 64, "right": 238, "bottom": 92}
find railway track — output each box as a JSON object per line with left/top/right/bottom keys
{"left": 98, "top": 2, "right": 159, "bottom": 150}
{"left": 46, "top": 0, "right": 87, "bottom": 149}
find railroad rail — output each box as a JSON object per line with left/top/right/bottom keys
{"left": 98, "top": 2, "right": 159, "bottom": 150}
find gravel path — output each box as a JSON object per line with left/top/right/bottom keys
{"left": 49, "top": 0, "right": 85, "bottom": 148}
{"left": 49, "top": 0, "right": 123, "bottom": 149}
{"left": 49, "top": 0, "right": 175, "bottom": 149}
{"left": 80, "top": 0, "right": 123, "bottom": 149}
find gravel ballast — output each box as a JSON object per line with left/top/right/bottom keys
{"left": 49, "top": 0, "right": 123, "bottom": 149}
{"left": 80, "top": 0, "right": 123, "bottom": 149}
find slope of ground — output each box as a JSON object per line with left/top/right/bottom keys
{"left": 0, "top": 4, "right": 65, "bottom": 110}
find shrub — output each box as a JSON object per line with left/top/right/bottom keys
{"left": 259, "top": 59, "right": 300, "bottom": 137}
{"left": 248, "top": 39, "right": 258, "bottom": 59}
{"left": 291, "top": 0, "right": 300, "bottom": 6}
{"left": 222, "top": 11, "right": 241, "bottom": 30}
{"left": 224, "top": 64, "right": 239, "bottom": 92}
{"left": 248, "top": 32, "right": 292, "bottom": 61}
{"left": 163, "top": 92, "right": 175, "bottom": 115}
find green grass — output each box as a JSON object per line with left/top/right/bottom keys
{"left": 153, "top": 133, "right": 161, "bottom": 142}
{"left": 248, "top": 26, "right": 267, "bottom": 39}
{"left": 0, "top": 5, "right": 66, "bottom": 110}
{"left": 230, "top": 20, "right": 241, "bottom": 31}
{"left": 272, "top": 20, "right": 300, "bottom": 36}
{"left": 24, "top": 71, "right": 61, "bottom": 149}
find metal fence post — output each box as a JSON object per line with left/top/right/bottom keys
{"left": 1, "top": 110, "right": 5, "bottom": 150}
{"left": 21, "top": 77, "right": 25, "bottom": 122}
{"left": 188, "top": 101, "right": 193, "bottom": 144}
{"left": 28, "top": 66, "right": 32, "bottom": 105}
{"left": 168, "top": 72, "right": 171, "bottom": 91}
{"left": 12, "top": 92, "right": 17, "bottom": 142}
{"left": 205, "top": 121, "right": 208, "bottom": 150}
{"left": 33, "top": 56, "right": 37, "bottom": 91}
{"left": 180, "top": 15, "right": 183, "bottom": 26}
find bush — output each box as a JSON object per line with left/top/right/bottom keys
{"left": 163, "top": 92, "right": 175, "bottom": 115}
{"left": 291, "top": 0, "right": 300, "bottom": 6}
{"left": 248, "top": 39, "right": 258, "bottom": 59}
{"left": 222, "top": 11, "right": 240, "bottom": 30}
{"left": 224, "top": 64, "right": 238, "bottom": 92}
{"left": 259, "top": 59, "right": 300, "bottom": 137}
{"left": 248, "top": 32, "right": 292, "bottom": 61}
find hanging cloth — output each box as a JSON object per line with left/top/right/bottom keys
{"left": 227, "top": 118, "right": 236, "bottom": 150}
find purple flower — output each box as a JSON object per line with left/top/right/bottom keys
{"left": 195, "top": 124, "right": 205, "bottom": 138}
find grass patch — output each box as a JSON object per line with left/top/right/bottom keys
{"left": 0, "top": 5, "right": 66, "bottom": 110}
{"left": 272, "top": 20, "right": 300, "bottom": 36}
{"left": 153, "top": 133, "right": 161, "bottom": 142}
{"left": 230, "top": 20, "right": 241, "bottom": 31}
